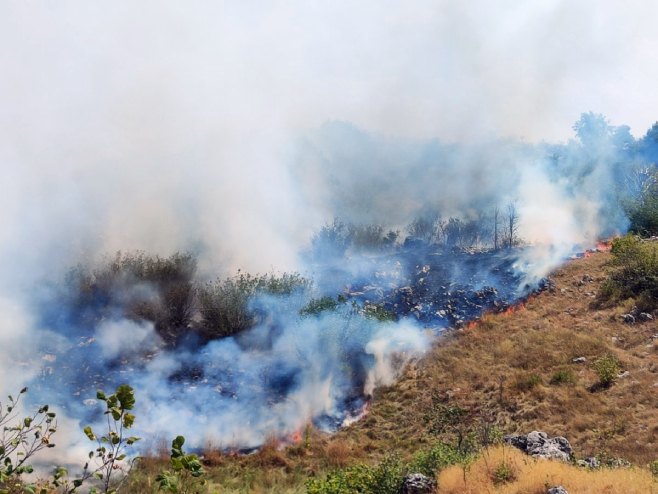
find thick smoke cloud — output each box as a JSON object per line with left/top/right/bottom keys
{"left": 0, "top": 0, "right": 657, "bottom": 461}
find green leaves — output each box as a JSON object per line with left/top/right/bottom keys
{"left": 156, "top": 436, "right": 206, "bottom": 493}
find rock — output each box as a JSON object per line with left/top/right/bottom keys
{"left": 639, "top": 312, "right": 654, "bottom": 322}
{"left": 577, "top": 456, "right": 600, "bottom": 469}
{"left": 504, "top": 431, "right": 573, "bottom": 462}
{"left": 617, "top": 370, "right": 630, "bottom": 379}
{"left": 400, "top": 473, "right": 436, "bottom": 494}
{"left": 547, "top": 487, "right": 569, "bottom": 494}
{"left": 622, "top": 313, "right": 636, "bottom": 324}
{"left": 572, "top": 357, "right": 587, "bottom": 364}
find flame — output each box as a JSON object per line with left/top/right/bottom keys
{"left": 596, "top": 240, "right": 612, "bottom": 252}
{"left": 290, "top": 429, "right": 302, "bottom": 444}
{"left": 502, "top": 302, "right": 525, "bottom": 316}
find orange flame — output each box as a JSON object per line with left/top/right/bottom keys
{"left": 290, "top": 429, "right": 302, "bottom": 444}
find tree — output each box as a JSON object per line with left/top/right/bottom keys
{"left": 573, "top": 112, "right": 612, "bottom": 149}
{"left": 504, "top": 203, "right": 520, "bottom": 248}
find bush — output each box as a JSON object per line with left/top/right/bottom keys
{"left": 550, "top": 369, "right": 576, "bottom": 385}
{"left": 66, "top": 251, "right": 197, "bottom": 345}
{"left": 626, "top": 170, "right": 658, "bottom": 237}
{"left": 650, "top": 459, "right": 658, "bottom": 477}
{"left": 197, "top": 272, "right": 309, "bottom": 340}
{"left": 593, "top": 354, "right": 621, "bottom": 388}
{"left": 598, "top": 235, "right": 658, "bottom": 312}
{"left": 300, "top": 296, "right": 340, "bottom": 316}
{"left": 409, "top": 442, "right": 461, "bottom": 477}
{"left": 306, "top": 454, "right": 404, "bottom": 494}
{"left": 513, "top": 373, "right": 542, "bottom": 391}
{"left": 492, "top": 460, "right": 516, "bottom": 485}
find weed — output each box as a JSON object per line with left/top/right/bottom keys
{"left": 592, "top": 354, "right": 621, "bottom": 388}
{"left": 550, "top": 369, "right": 576, "bottom": 385}
{"left": 514, "top": 373, "right": 542, "bottom": 391}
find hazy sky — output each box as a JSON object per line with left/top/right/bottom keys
{"left": 1, "top": 1, "right": 657, "bottom": 273}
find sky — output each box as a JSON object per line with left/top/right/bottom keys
{"left": 1, "top": 0, "right": 657, "bottom": 274}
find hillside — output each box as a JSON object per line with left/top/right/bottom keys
{"left": 127, "top": 249, "right": 658, "bottom": 493}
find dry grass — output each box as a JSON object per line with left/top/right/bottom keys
{"left": 124, "top": 251, "right": 658, "bottom": 492}
{"left": 437, "top": 445, "right": 657, "bottom": 493}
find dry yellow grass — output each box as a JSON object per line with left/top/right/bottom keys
{"left": 437, "top": 445, "right": 657, "bottom": 493}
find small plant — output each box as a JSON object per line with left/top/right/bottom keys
{"left": 306, "top": 454, "right": 404, "bottom": 494}
{"left": 593, "top": 354, "right": 621, "bottom": 388}
{"left": 514, "top": 373, "right": 542, "bottom": 391}
{"left": 0, "top": 387, "right": 57, "bottom": 493}
{"left": 53, "top": 384, "right": 141, "bottom": 494}
{"left": 155, "top": 436, "right": 206, "bottom": 494}
{"left": 649, "top": 459, "right": 658, "bottom": 477}
{"left": 491, "top": 460, "right": 516, "bottom": 485}
{"left": 550, "top": 369, "right": 576, "bottom": 385}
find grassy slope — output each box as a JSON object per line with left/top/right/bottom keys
{"left": 128, "top": 251, "right": 658, "bottom": 493}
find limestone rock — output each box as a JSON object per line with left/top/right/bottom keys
{"left": 504, "top": 431, "right": 573, "bottom": 462}
{"left": 400, "top": 473, "right": 436, "bottom": 494}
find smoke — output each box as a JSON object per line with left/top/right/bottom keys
{"left": 1, "top": 0, "right": 657, "bottom": 466}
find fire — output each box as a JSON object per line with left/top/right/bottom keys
{"left": 502, "top": 302, "right": 525, "bottom": 316}
{"left": 596, "top": 240, "right": 612, "bottom": 252}
{"left": 290, "top": 429, "right": 303, "bottom": 444}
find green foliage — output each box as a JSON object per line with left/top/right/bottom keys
{"left": 155, "top": 436, "right": 206, "bottom": 494}
{"left": 649, "top": 459, "right": 658, "bottom": 477}
{"left": 0, "top": 388, "right": 57, "bottom": 494}
{"left": 549, "top": 369, "right": 576, "bottom": 386}
{"left": 593, "top": 355, "right": 621, "bottom": 388}
{"left": 53, "top": 385, "right": 140, "bottom": 494}
{"left": 300, "top": 296, "right": 340, "bottom": 316}
{"left": 513, "top": 373, "right": 542, "bottom": 391}
{"left": 491, "top": 460, "right": 516, "bottom": 485}
{"left": 626, "top": 169, "right": 658, "bottom": 237}
{"left": 362, "top": 303, "right": 396, "bottom": 322}
{"left": 409, "top": 442, "right": 461, "bottom": 477}
{"left": 599, "top": 234, "right": 658, "bottom": 312}
{"left": 306, "top": 454, "right": 404, "bottom": 494}
{"left": 197, "top": 271, "right": 309, "bottom": 339}
{"left": 307, "top": 443, "right": 464, "bottom": 494}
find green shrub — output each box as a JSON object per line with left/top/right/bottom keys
{"left": 593, "top": 354, "right": 621, "bottom": 387}
{"left": 306, "top": 454, "right": 404, "bottom": 494}
{"left": 409, "top": 442, "right": 461, "bottom": 477}
{"left": 598, "top": 235, "right": 658, "bottom": 312}
{"left": 66, "top": 251, "right": 197, "bottom": 346}
{"left": 513, "top": 373, "right": 542, "bottom": 392}
{"left": 626, "top": 172, "right": 658, "bottom": 237}
{"left": 550, "top": 369, "right": 576, "bottom": 385}
{"left": 300, "top": 296, "right": 340, "bottom": 316}
{"left": 197, "top": 272, "right": 309, "bottom": 340}
{"left": 649, "top": 459, "right": 658, "bottom": 477}
{"left": 492, "top": 460, "right": 516, "bottom": 485}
